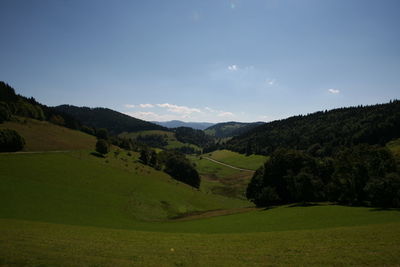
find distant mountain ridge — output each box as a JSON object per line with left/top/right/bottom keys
{"left": 55, "top": 105, "right": 166, "bottom": 134}
{"left": 204, "top": 121, "right": 265, "bottom": 138}
{"left": 152, "top": 120, "right": 215, "bottom": 130}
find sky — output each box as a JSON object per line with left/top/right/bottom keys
{"left": 1, "top": 0, "right": 399, "bottom": 123}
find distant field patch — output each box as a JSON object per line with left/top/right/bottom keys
{"left": 206, "top": 149, "right": 267, "bottom": 170}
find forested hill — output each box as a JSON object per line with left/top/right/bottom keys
{"left": 227, "top": 100, "right": 400, "bottom": 155}
{"left": 55, "top": 105, "right": 166, "bottom": 134}
{"left": 0, "top": 82, "right": 80, "bottom": 129}
{"left": 204, "top": 121, "right": 265, "bottom": 138}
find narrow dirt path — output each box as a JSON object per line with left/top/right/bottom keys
{"left": 203, "top": 157, "right": 255, "bottom": 172}
{"left": 172, "top": 207, "right": 259, "bottom": 221}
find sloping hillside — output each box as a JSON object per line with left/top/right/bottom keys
{"left": 0, "top": 151, "right": 248, "bottom": 226}
{"left": 55, "top": 104, "right": 166, "bottom": 134}
{"left": 0, "top": 117, "right": 96, "bottom": 151}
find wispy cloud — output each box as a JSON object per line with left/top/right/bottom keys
{"left": 139, "top": 103, "right": 154, "bottom": 108}
{"left": 157, "top": 103, "right": 201, "bottom": 114}
{"left": 266, "top": 79, "right": 276, "bottom": 86}
{"left": 124, "top": 104, "right": 135, "bottom": 108}
{"left": 218, "top": 111, "right": 234, "bottom": 117}
{"left": 204, "top": 106, "right": 216, "bottom": 113}
{"left": 328, "top": 88, "right": 340, "bottom": 94}
{"left": 227, "top": 64, "right": 238, "bottom": 71}
{"left": 204, "top": 106, "right": 235, "bottom": 118}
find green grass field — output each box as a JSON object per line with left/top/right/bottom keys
{"left": 1, "top": 207, "right": 399, "bottom": 266}
{"left": 0, "top": 117, "right": 96, "bottom": 151}
{"left": 206, "top": 149, "right": 268, "bottom": 170}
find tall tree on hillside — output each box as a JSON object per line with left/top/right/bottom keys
{"left": 95, "top": 139, "right": 109, "bottom": 155}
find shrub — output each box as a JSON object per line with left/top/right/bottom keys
{"left": 95, "top": 139, "right": 109, "bottom": 155}
{"left": 0, "top": 129, "right": 25, "bottom": 152}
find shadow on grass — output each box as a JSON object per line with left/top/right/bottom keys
{"left": 287, "top": 202, "right": 324, "bottom": 208}
{"left": 369, "top": 207, "right": 400, "bottom": 212}
{"left": 90, "top": 152, "right": 105, "bottom": 158}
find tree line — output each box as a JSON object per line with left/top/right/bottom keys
{"left": 247, "top": 145, "right": 400, "bottom": 208}
{"left": 227, "top": 101, "right": 400, "bottom": 156}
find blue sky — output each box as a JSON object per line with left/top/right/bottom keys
{"left": 1, "top": 0, "right": 399, "bottom": 122}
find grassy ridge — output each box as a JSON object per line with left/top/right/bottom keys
{"left": 1, "top": 218, "right": 399, "bottom": 266}
{"left": 0, "top": 118, "right": 96, "bottom": 151}
{"left": 206, "top": 149, "right": 267, "bottom": 170}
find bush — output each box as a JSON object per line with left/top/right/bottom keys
{"left": 96, "top": 128, "right": 109, "bottom": 140}
{"left": 0, "top": 129, "right": 25, "bottom": 152}
{"left": 81, "top": 125, "right": 95, "bottom": 136}
{"left": 365, "top": 173, "right": 400, "bottom": 208}
{"left": 95, "top": 139, "right": 109, "bottom": 155}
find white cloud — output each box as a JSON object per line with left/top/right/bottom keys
{"left": 124, "top": 104, "right": 135, "bottom": 108}
{"left": 218, "top": 111, "right": 234, "bottom": 117}
{"left": 157, "top": 103, "right": 201, "bottom": 114}
{"left": 228, "top": 64, "right": 238, "bottom": 71}
{"left": 139, "top": 103, "right": 154, "bottom": 108}
{"left": 328, "top": 88, "right": 340, "bottom": 94}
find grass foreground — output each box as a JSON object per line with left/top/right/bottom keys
{"left": 1, "top": 216, "right": 399, "bottom": 266}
